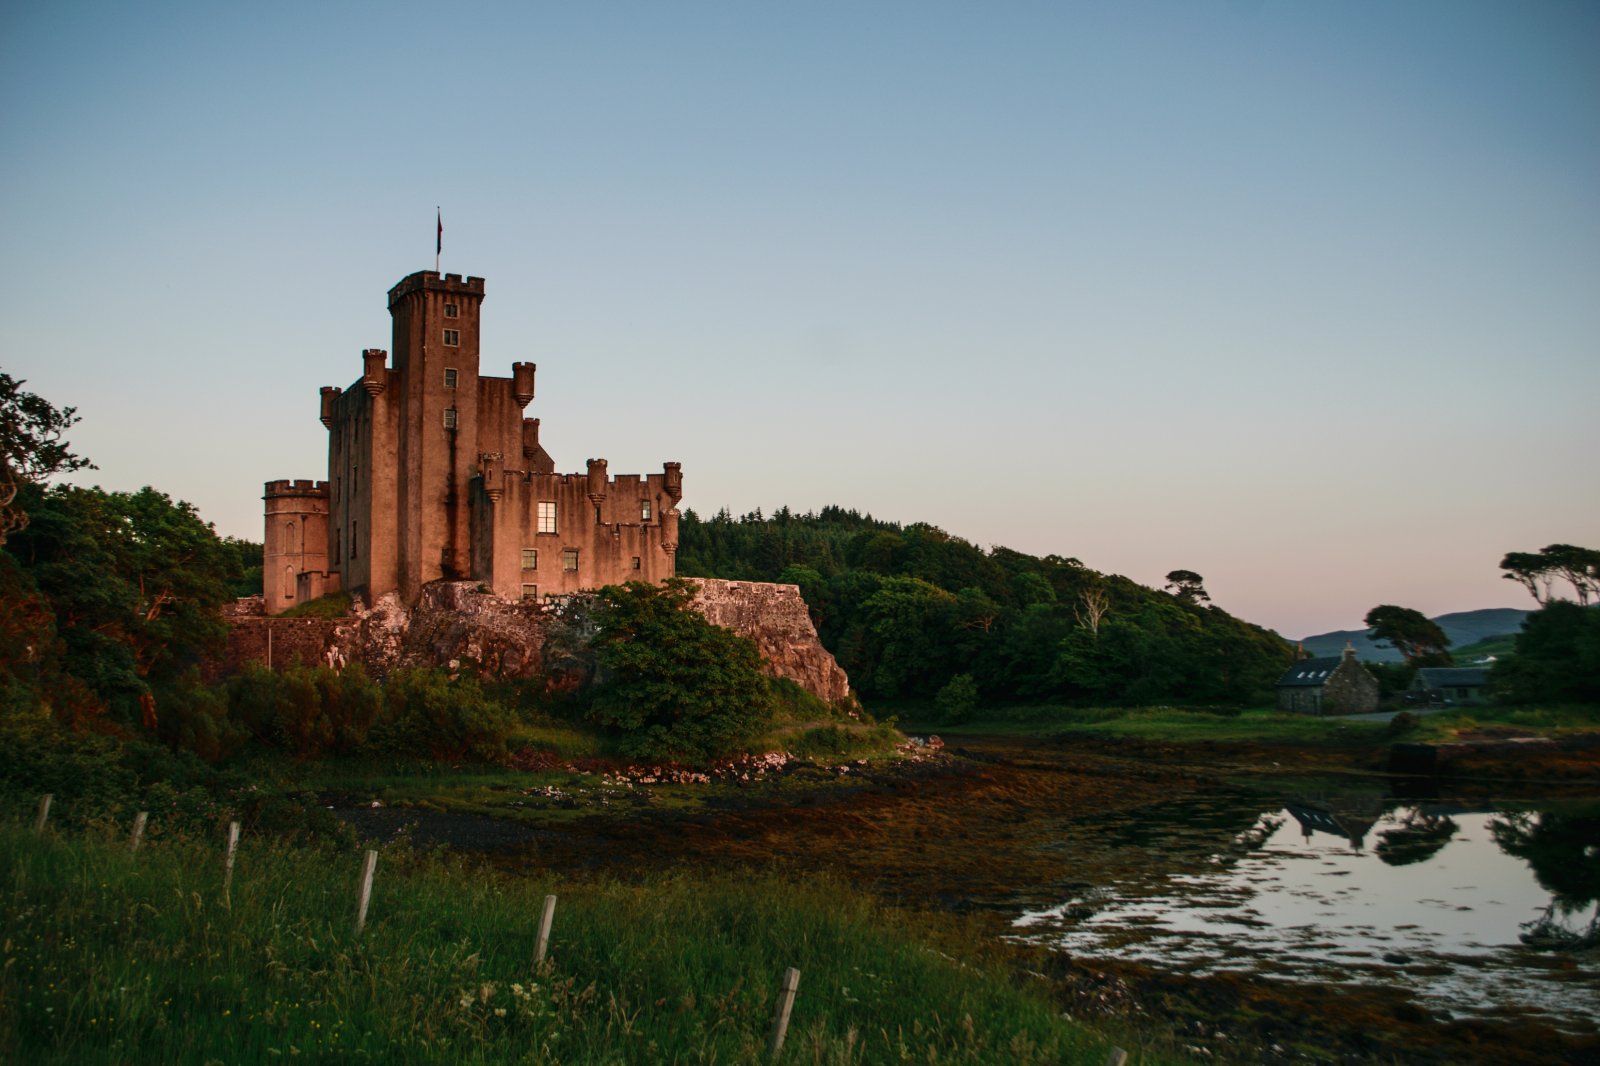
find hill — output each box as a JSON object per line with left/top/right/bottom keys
{"left": 1299, "top": 607, "right": 1530, "bottom": 662}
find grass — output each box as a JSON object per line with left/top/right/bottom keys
{"left": 899, "top": 705, "right": 1391, "bottom": 746}
{"left": 278, "top": 590, "right": 354, "bottom": 619}
{"left": 1403, "top": 703, "right": 1600, "bottom": 743}
{"left": 0, "top": 820, "right": 1178, "bottom": 1065}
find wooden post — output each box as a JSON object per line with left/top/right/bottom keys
{"left": 266, "top": 623, "right": 273, "bottom": 670}
{"left": 534, "top": 894, "right": 557, "bottom": 965}
{"left": 34, "top": 794, "right": 53, "bottom": 833}
{"left": 354, "top": 849, "right": 378, "bottom": 934}
{"left": 223, "top": 821, "right": 241, "bottom": 908}
{"left": 766, "top": 967, "right": 801, "bottom": 1062}
{"left": 1104, "top": 1049, "right": 1128, "bottom": 1066}
{"left": 128, "top": 811, "right": 148, "bottom": 853}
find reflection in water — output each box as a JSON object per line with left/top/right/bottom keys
{"left": 1016, "top": 793, "right": 1600, "bottom": 1035}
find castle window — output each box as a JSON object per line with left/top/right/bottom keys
{"left": 351, "top": 522, "right": 358, "bottom": 559}
{"left": 283, "top": 565, "right": 295, "bottom": 599}
{"left": 632, "top": 556, "right": 641, "bottom": 571}
{"left": 443, "top": 329, "right": 460, "bottom": 347}
{"left": 562, "top": 549, "right": 579, "bottom": 572}
{"left": 444, "top": 302, "right": 459, "bottom": 318}
{"left": 443, "top": 407, "right": 458, "bottom": 430}
{"left": 521, "top": 583, "right": 537, "bottom": 601}
{"left": 444, "top": 368, "right": 458, "bottom": 389}
{"left": 641, "top": 499, "right": 652, "bottom": 521}
{"left": 522, "top": 548, "right": 537, "bottom": 570}
{"left": 537, "top": 501, "right": 557, "bottom": 534}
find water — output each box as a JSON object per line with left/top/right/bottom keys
{"left": 1015, "top": 792, "right": 1600, "bottom": 1033}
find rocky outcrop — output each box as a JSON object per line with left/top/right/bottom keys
{"left": 219, "top": 578, "right": 851, "bottom": 705}
{"left": 682, "top": 578, "right": 853, "bottom": 705}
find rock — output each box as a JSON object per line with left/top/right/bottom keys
{"left": 681, "top": 578, "right": 853, "bottom": 705}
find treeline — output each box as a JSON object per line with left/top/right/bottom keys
{"left": 675, "top": 507, "right": 1293, "bottom": 705}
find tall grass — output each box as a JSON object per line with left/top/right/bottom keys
{"left": 0, "top": 821, "right": 1161, "bottom": 1065}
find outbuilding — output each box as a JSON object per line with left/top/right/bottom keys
{"left": 1408, "top": 667, "right": 1491, "bottom": 707}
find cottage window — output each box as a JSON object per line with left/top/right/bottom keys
{"left": 444, "top": 302, "right": 459, "bottom": 318}
{"left": 444, "top": 368, "right": 458, "bottom": 389}
{"left": 443, "top": 329, "right": 460, "bottom": 346}
{"left": 443, "top": 407, "right": 458, "bottom": 430}
{"left": 522, "top": 548, "right": 537, "bottom": 570}
{"left": 521, "top": 583, "right": 537, "bottom": 601}
{"left": 537, "top": 501, "right": 557, "bottom": 534}
{"left": 562, "top": 549, "right": 579, "bottom": 572}
{"left": 1458, "top": 687, "right": 1470, "bottom": 699}
{"left": 640, "top": 499, "right": 652, "bottom": 521}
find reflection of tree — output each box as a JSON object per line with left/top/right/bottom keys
{"left": 1490, "top": 812, "right": 1600, "bottom": 950}
{"left": 1375, "top": 810, "right": 1458, "bottom": 868}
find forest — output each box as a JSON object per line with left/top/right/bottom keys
{"left": 673, "top": 505, "right": 1294, "bottom": 707}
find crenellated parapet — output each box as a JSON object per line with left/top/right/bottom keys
{"left": 264, "top": 479, "right": 331, "bottom": 499}
{"left": 386, "top": 271, "right": 485, "bottom": 309}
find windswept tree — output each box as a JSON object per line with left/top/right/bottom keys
{"left": 1500, "top": 544, "right": 1600, "bottom": 606}
{"left": 1364, "top": 604, "right": 1452, "bottom": 666}
{"left": 1164, "top": 569, "right": 1210, "bottom": 606}
{"left": 0, "top": 372, "right": 94, "bottom": 547}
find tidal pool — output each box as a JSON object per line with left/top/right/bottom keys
{"left": 1015, "top": 793, "right": 1600, "bottom": 1034}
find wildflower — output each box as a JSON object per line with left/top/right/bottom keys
{"left": 494, "top": 1008, "right": 506, "bottom": 1018}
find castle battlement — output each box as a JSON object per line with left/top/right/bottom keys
{"left": 387, "top": 270, "right": 486, "bottom": 307}
{"left": 264, "top": 479, "right": 331, "bottom": 498}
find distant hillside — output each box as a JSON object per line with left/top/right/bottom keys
{"left": 1299, "top": 608, "right": 1530, "bottom": 663}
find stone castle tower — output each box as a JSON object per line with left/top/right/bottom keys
{"left": 264, "top": 270, "right": 682, "bottom": 615}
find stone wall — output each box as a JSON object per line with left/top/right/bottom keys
{"left": 682, "top": 578, "right": 853, "bottom": 705}
{"left": 1322, "top": 658, "right": 1380, "bottom": 715}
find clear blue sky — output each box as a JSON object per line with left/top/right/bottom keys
{"left": 3, "top": 1, "right": 1596, "bottom": 637}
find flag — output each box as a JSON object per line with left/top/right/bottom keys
{"left": 436, "top": 210, "right": 443, "bottom": 257}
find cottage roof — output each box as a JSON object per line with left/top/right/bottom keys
{"left": 1276, "top": 657, "right": 1343, "bottom": 687}
{"left": 1414, "top": 667, "right": 1490, "bottom": 688}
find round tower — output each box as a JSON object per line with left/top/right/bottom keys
{"left": 263, "top": 479, "right": 332, "bottom": 615}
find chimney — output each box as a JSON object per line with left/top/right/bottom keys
{"left": 1342, "top": 640, "right": 1358, "bottom": 663}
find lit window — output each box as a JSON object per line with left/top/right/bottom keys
{"left": 562, "top": 549, "right": 579, "bottom": 572}
{"left": 444, "top": 302, "right": 459, "bottom": 318}
{"left": 443, "top": 407, "right": 458, "bottom": 430}
{"left": 444, "top": 368, "right": 458, "bottom": 389}
{"left": 537, "top": 501, "right": 557, "bottom": 534}
{"left": 522, "top": 548, "right": 537, "bottom": 570}
{"left": 521, "top": 583, "right": 537, "bottom": 601}
{"left": 443, "top": 329, "right": 460, "bottom": 346}
{"left": 632, "top": 556, "right": 641, "bottom": 571}
{"left": 641, "top": 499, "right": 652, "bottom": 521}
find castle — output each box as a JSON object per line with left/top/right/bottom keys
{"left": 264, "top": 270, "right": 683, "bottom": 615}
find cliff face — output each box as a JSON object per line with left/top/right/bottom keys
{"left": 219, "top": 579, "right": 852, "bottom": 706}
{"left": 681, "top": 578, "right": 853, "bottom": 705}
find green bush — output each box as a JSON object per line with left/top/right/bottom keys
{"left": 373, "top": 668, "right": 517, "bottom": 761}
{"left": 586, "top": 581, "right": 777, "bottom": 762}
{"left": 934, "top": 673, "right": 979, "bottom": 723}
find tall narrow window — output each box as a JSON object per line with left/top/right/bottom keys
{"left": 562, "top": 549, "right": 579, "bottom": 572}
{"left": 640, "top": 499, "right": 652, "bottom": 521}
{"left": 443, "top": 407, "right": 458, "bottom": 430}
{"left": 444, "top": 302, "right": 459, "bottom": 318}
{"left": 443, "top": 329, "right": 460, "bottom": 346}
{"left": 351, "top": 522, "right": 358, "bottom": 559}
{"left": 537, "top": 501, "right": 557, "bottom": 534}
{"left": 283, "top": 566, "right": 296, "bottom": 599}
{"left": 444, "top": 368, "right": 458, "bottom": 389}
{"left": 521, "top": 548, "right": 537, "bottom": 570}
{"left": 632, "top": 556, "right": 641, "bottom": 571}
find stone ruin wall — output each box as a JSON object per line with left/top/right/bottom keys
{"left": 217, "top": 580, "right": 852, "bottom": 705}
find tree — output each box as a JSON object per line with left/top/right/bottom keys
{"left": 586, "top": 579, "right": 776, "bottom": 761}
{"left": 1163, "top": 570, "right": 1210, "bottom": 605}
{"left": 0, "top": 373, "right": 94, "bottom": 547}
{"left": 1490, "top": 600, "right": 1600, "bottom": 705}
{"left": 1501, "top": 544, "right": 1600, "bottom": 606}
{"left": 1073, "top": 586, "right": 1111, "bottom": 634}
{"left": 1364, "top": 604, "right": 1451, "bottom": 666}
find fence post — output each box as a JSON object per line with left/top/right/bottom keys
{"left": 1104, "top": 1049, "right": 1129, "bottom": 1066}
{"left": 354, "top": 849, "right": 378, "bottom": 934}
{"left": 534, "top": 894, "right": 558, "bottom": 965}
{"left": 34, "top": 794, "right": 53, "bottom": 834}
{"left": 223, "top": 821, "right": 241, "bottom": 908}
{"left": 766, "top": 967, "right": 801, "bottom": 1062}
{"left": 128, "top": 811, "right": 148, "bottom": 853}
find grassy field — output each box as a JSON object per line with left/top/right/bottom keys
{"left": 0, "top": 820, "right": 1179, "bottom": 1066}
{"left": 898, "top": 705, "right": 1391, "bottom": 746}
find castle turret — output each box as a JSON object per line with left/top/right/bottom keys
{"left": 586, "top": 458, "right": 608, "bottom": 509}
{"left": 319, "top": 386, "right": 342, "bottom": 428}
{"left": 513, "top": 362, "right": 536, "bottom": 409}
{"left": 663, "top": 461, "right": 683, "bottom": 504}
{"left": 361, "top": 349, "right": 388, "bottom": 396}
{"left": 263, "top": 479, "right": 334, "bottom": 615}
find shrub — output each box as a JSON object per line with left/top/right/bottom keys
{"left": 372, "top": 667, "right": 517, "bottom": 761}
{"left": 586, "top": 580, "right": 776, "bottom": 762}
{"left": 1387, "top": 710, "right": 1422, "bottom": 737}
{"left": 935, "top": 673, "right": 979, "bottom": 723}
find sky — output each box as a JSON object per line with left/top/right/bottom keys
{"left": 2, "top": 1, "right": 1596, "bottom": 638}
